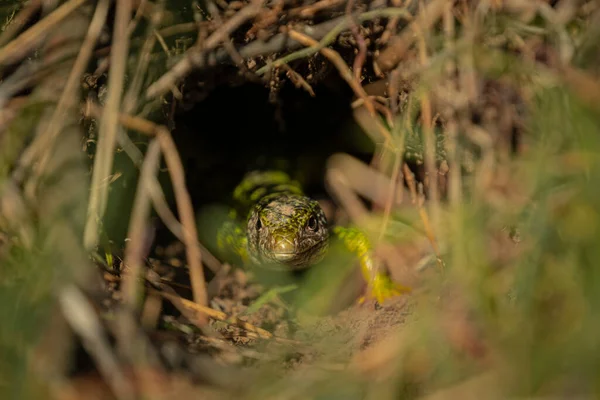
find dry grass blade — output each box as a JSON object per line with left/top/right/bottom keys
{"left": 85, "top": 103, "right": 209, "bottom": 310}
{"left": 0, "top": 0, "right": 42, "bottom": 48}
{"left": 111, "top": 123, "right": 222, "bottom": 274}
{"left": 326, "top": 154, "right": 416, "bottom": 286}
{"left": 417, "top": 373, "right": 500, "bottom": 400}
{"left": 377, "top": 149, "right": 403, "bottom": 244}
{"left": 402, "top": 164, "right": 442, "bottom": 265}
{"left": 124, "top": 1, "right": 170, "bottom": 113}
{"left": 121, "top": 138, "right": 161, "bottom": 316}
{"left": 115, "top": 140, "right": 171, "bottom": 398}
{"left": 59, "top": 285, "right": 135, "bottom": 400}
{"left": 415, "top": 24, "right": 440, "bottom": 231}
{"left": 327, "top": 153, "right": 406, "bottom": 214}
{"left": 4, "top": 0, "right": 600, "bottom": 398}
{"left": 17, "top": 0, "right": 110, "bottom": 179}
{"left": 84, "top": 0, "right": 132, "bottom": 249}
{"left": 560, "top": 64, "right": 600, "bottom": 109}
{"left": 377, "top": 0, "right": 447, "bottom": 71}
{"left": 0, "top": 0, "right": 87, "bottom": 66}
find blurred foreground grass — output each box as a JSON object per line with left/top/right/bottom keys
{"left": 2, "top": 0, "right": 600, "bottom": 399}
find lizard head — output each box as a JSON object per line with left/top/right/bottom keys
{"left": 246, "top": 194, "right": 329, "bottom": 269}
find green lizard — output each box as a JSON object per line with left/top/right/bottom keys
{"left": 216, "top": 170, "right": 410, "bottom": 304}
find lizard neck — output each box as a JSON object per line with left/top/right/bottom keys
{"left": 232, "top": 170, "right": 304, "bottom": 220}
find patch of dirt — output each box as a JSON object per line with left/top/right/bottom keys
{"left": 98, "top": 238, "right": 415, "bottom": 377}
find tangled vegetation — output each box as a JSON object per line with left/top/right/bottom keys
{"left": 2, "top": 0, "right": 600, "bottom": 399}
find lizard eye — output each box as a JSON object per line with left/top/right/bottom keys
{"left": 256, "top": 217, "right": 262, "bottom": 231}
{"left": 307, "top": 216, "right": 318, "bottom": 231}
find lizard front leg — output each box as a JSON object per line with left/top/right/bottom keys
{"left": 332, "top": 225, "right": 411, "bottom": 304}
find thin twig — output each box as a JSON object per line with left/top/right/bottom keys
{"left": 156, "top": 21, "right": 199, "bottom": 38}
{"left": 256, "top": 8, "right": 412, "bottom": 76}
{"left": 286, "top": 30, "right": 374, "bottom": 119}
{"left": 155, "top": 290, "right": 300, "bottom": 345}
{"left": 206, "top": 0, "right": 255, "bottom": 75}
{"left": 288, "top": 0, "right": 344, "bottom": 17}
{"left": 379, "top": 0, "right": 404, "bottom": 46}
{"left": 146, "top": 6, "right": 413, "bottom": 98}
{"left": 127, "top": 0, "right": 149, "bottom": 36}
{"left": 153, "top": 29, "right": 172, "bottom": 57}
{"left": 281, "top": 64, "right": 315, "bottom": 96}
{"left": 156, "top": 130, "right": 208, "bottom": 310}
{"left": 287, "top": 29, "right": 394, "bottom": 146}
{"left": 146, "top": 0, "right": 263, "bottom": 98}
{"left": 345, "top": 0, "right": 368, "bottom": 82}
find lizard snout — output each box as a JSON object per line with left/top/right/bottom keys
{"left": 272, "top": 237, "right": 296, "bottom": 261}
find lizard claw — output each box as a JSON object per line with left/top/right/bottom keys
{"left": 359, "top": 273, "right": 411, "bottom": 305}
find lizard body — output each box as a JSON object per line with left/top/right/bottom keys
{"left": 217, "top": 170, "right": 408, "bottom": 304}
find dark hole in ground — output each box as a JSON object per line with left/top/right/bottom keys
{"left": 151, "top": 69, "right": 377, "bottom": 305}
{"left": 153, "top": 68, "right": 377, "bottom": 258}
{"left": 168, "top": 69, "right": 375, "bottom": 209}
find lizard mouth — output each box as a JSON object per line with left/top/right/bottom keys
{"left": 268, "top": 239, "right": 328, "bottom": 268}
{"left": 272, "top": 252, "right": 296, "bottom": 262}
{"left": 271, "top": 238, "right": 296, "bottom": 262}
